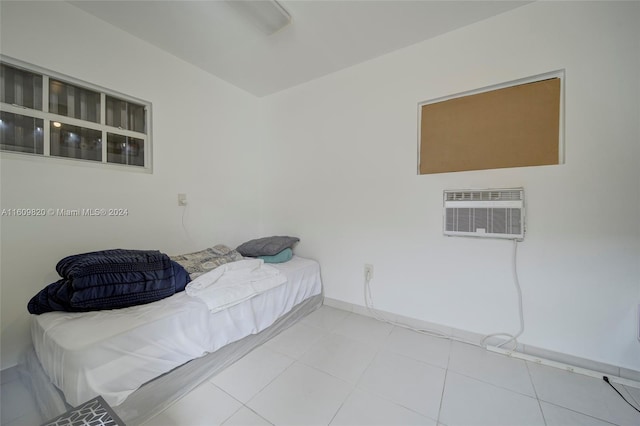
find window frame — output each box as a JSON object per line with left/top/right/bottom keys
{"left": 0, "top": 55, "right": 153, "bottom": 172}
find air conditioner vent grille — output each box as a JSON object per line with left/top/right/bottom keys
{"left": 443, "top": 188, "right": 525, "bottom": 240}
{"left": 445, "top": 208, "right": 522, "bottom": 235}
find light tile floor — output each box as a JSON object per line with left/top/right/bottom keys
{"left": 2, "top": 305, "right": 640, "bottom": 425}
{"left": 1, "top": 370, "right": 42, "bottom": 426}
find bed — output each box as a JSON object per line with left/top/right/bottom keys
{"left": 26, "top": 253, "right": 323, "bottom": 425}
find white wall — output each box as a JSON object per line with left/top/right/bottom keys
{"left": 260, "top": 1, "right": 640, "bottom": 370}
{"left": 0, "top": 1, "right": 262, "bottom": 368}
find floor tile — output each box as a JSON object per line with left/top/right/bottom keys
{"left": 264, "top": 321, "right": 328, "bottom": 359}
{"left": 447, "top": 341, "right": 536, "bottom": 397}
{"left": 299, "top": 332, "right": 378, "bottom": 383}
{"left": 247, "top": 362, "right": 352, "bottom": 426}
{"left": 540, "top": 401, "right": 617, "bottom": 425}
{"left": 330, "top": 388, "right": 437, "bottom": 426}
{"left": 528, "top": 362, "right": 640, "bottom": 426}
{"left": 210, "top": 345, "right": 294, "bottom": 403}
{"left": 383, "top": 326, "right": 451, "bottom": 369}
{"left": 0, "top": 380, "right": 39, "bottom": 424}
{"left": 222, "top": 407, "right": 273, "bottom": 426}
{"left": 146, "top": 382, "right": 242, "bottom": 426}
{"left": 1, "top": 367, "right": 19, "bottom": 385}
{"left": 358, "top": 350, "right": 446, "bottom": 419}
{"left": 4, "top": 410, "right": 44, "bottom": 426}
{"left": 623, "top": 384, "right": 640, "bottom": 406}
{"left": 439, "top": 371, "right": 544, "bottom": 426}
{"left": 301, "top": 305, "right": 350, "bottom": 331}
{"left": 332, "top": 313, "right": 394, "bottom": 347}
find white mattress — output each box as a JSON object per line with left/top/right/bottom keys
{"left": 31, "top": 256, "right": 322, "bottom": 407}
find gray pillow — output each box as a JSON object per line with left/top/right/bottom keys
{"left": 236, "top": 236, "right": 299, "bottom": 257}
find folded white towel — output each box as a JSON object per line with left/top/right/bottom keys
{"left": 185, "top": 259, "right": 287, "bottom": 312}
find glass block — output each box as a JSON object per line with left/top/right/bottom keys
{"left": 0, "top": 111, "right": 44, "bottom": 154}
{"left": 49, "top": 79, "right": 100, "bottom": 123}
{"left": 107, "top": 133, "right": 144, "bottom": 166}
{"left": 0, "top": 63, "right": 43, "bottom": 110}
{"left": 106, "top": 96, "right": 145, "bottom": 133}
{"left": 50, "top": 122, "right": 101, "bottom": 161}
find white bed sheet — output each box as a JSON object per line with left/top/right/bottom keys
{"left": 31, "top": 256, "right": 322, "bottom": 407}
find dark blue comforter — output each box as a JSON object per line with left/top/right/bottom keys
{"left": 28, "top": 249, "right": 190, "bottom": 314}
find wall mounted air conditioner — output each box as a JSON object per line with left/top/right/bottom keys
{"left": 443, "top": 188, "right": 525, "bottom": 240}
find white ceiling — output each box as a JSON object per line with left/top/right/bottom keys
{"left": 70, "top": 1, "right": 531, "bottom": 97}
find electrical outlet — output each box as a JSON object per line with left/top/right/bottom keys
{"left": 364, "top": 264, "right": 373, "bottom": 281}
{"left": 178, "top": 193, "right": 187, "bottom": 206}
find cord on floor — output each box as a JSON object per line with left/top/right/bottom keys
{"left": 603, "top": 376, "right": 640, "bottom": 413}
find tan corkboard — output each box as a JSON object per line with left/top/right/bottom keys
{"left": 419, "top": 78, "right": 561, "bottom": 174}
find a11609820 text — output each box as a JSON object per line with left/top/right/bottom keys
{"left": 1, "top": 208, "right": 129, "bottom": 217}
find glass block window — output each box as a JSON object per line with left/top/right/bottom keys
{"left": 1, "top": 63, "right": 43, "bottom": 110}
{"left": 0, "top": 111, "right": 44, "bottom": 154}
{"left": 0, "top": 56, "right": 151, "bottom": 170}
{"left": 106, "top": 96, "right": 145, "bottom": 133}
{"left": 50, "top": 122, "right": 102, "bottom": 162}
{"left": 49, "top": 79, "right": 101, "bottom": 123}
{"left": 107, "top": 133, "right": 144, "bottom": 166}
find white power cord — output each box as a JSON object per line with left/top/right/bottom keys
{"left": 480, "top": 239, "right": 524, "bottom": 352}
{"left": 181, "top": 203, "right": 195, "bottom": 244}
{"left": 363, "top": 239, "right": 524, "bottom": 351}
